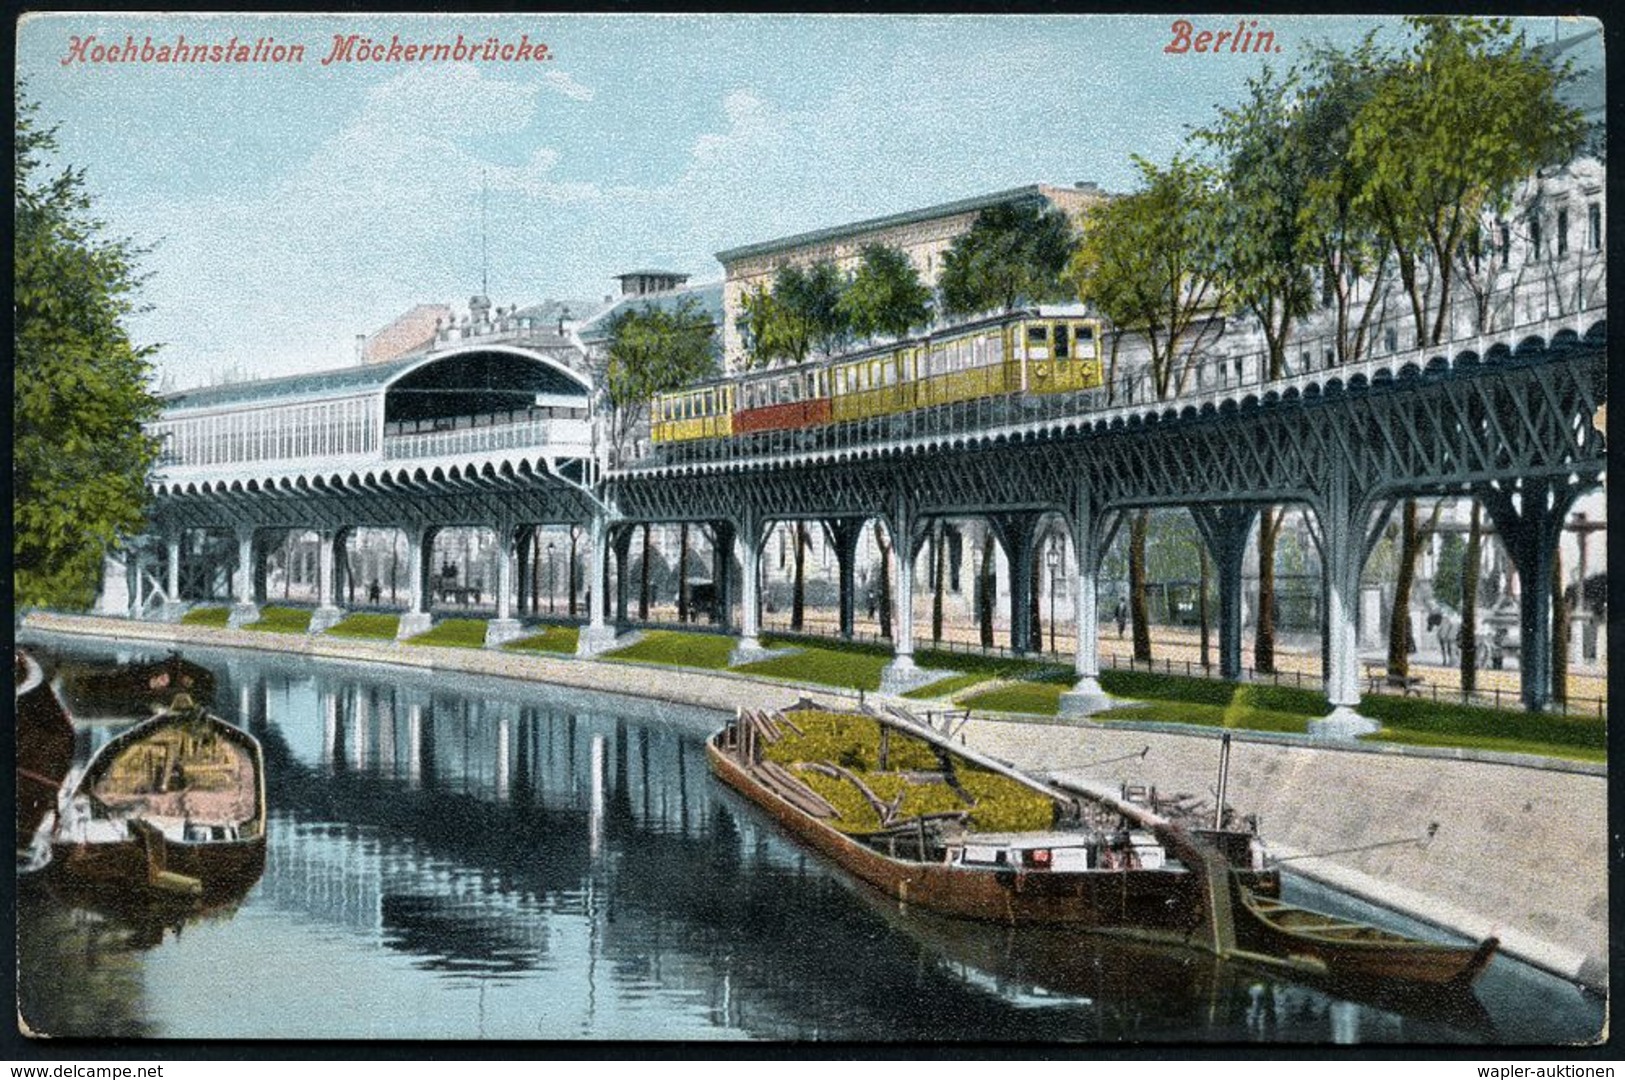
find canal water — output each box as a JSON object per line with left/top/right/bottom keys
{"left": 16, "top": 635, "right": 1605, "bottom": 1044}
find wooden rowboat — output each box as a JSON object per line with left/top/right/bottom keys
{"left": 49, "top": 694, "right": 266, "bottom": 908}
{"left": 54, "top": 651, "right": 216, "bottom": 718}
{"left": 16, "top": 650, "right": 76, "bottom": 855}
{"left": 1235, "top": 888, "right": 1499, "bottom": 987}
{"left": 708, "top": 703, "right": 1279, "bottom": 951}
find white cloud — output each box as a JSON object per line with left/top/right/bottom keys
{"left": 542, "top": 69, "right": 594, "bottom": 102}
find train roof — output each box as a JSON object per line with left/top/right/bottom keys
{"left": 659, "top": 306, "right": 1097, "bottom": 397}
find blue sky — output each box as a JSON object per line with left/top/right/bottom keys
{"left": 15, "top": 13, "right": 1586, "bottom": 388}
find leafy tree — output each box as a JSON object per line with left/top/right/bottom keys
{"left": 1070, "top": 159, "right": 1228, "bottom": 657}
{"left": 1298, "top": 36, "right": 1395, "bottom": 364}
{"left": 1197, "top": 65, "right": 1317, "bottom": 380}
{"left": 1460, "top": 501, "right": 1482, "bottom": 692}
{"left": 604, "top": 298, "right": 716, "bottom": 615}
{"left": 604, "top": 297, "right": 719, "bottom": 457}
{"left": 1349, "top": 16, "right": 1584, "bottom": 346}
{"left": 736, "top": 283, "right": 782, "bottom": 370}
{"left": 839, "top": 244, "right": 932, "bottom": 343}
{"left": 15, "top": 96, "right": 162, "bottom": 610}
{"left": 1433, "top": 530, "right": 1466, "bottom": 612}
{"left": 780, "top": 260, "right": 851, "bottom": 359}
{"left": 938, "top": 200, "right": 1077, "bottom": 317}
{"left": 1068, "top": 155, "right": 1230, "bottom": 401}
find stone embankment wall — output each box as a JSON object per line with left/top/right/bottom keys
{"left": 21, "top": 611, "right": 1607, "bottom": 992}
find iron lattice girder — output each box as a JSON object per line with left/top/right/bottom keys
{"left": 151, "top": 477, "right": 593, "bottom": 535}
{"left": 609, "top": 350, "right": 1604, "bottom": 524}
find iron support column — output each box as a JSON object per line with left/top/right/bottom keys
{"left": 577, "top": 511, "right": 619, "bottom": 655}
{"left": 1311, "top": 457, "right": 1375, "bottom": 737}
{"left": 612, "top": 525, "right": 634, "bottom": 624}
{"left": 158, "top": 531, "right": 187, "bottom": 622}
{"left": 730, "top": 508, "right": 778, "bottom": 665}
{"left": 397, "top": 525, "right": 435, "bottom": 638}
{"left": 1060, "top": 480, "right": 1111, "bottom": 716}
{"left": 827, "top": 517, "right": 866, "bottom": 640}
{"left": 880, "top": 493, "right": 935, "bottom": 694}
{"left": 486, "top": 521, "right": 523, "bottom": 647}
{"left": 229, "top": 526, "right": 261, "bottom": 628}
{"left": 712, "top": 520, "right": 736, "bottom": 632}
{"left": 1479, "top": 478, "right": 1581, "bottom": 712}
{"left": 311, "top": 528, "right": 344, "bottom": 633}
{"left": 989, "top": 512, "right": 1041, "bottom": 655}
{"left": 1192, "top": 506, "right": 1258, "bottom": 682}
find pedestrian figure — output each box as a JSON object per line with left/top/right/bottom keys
{"left": 1114, "top": 598, "right": 1127, "bottom": 639}
{"left": 368, "top": 579, "right": 381, "bottom": 604}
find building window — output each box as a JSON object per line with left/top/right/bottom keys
{"left": 1557, "top": 208, "right": 1569, "bottom": 258}
{"left": 1500, "top": 223, "right": 1511, "bottom": 268}
{"left": 1529, "top": 218, "right": 1542, "bottom": 262}
{"left": 1384, "top": 326, "right": 1398, "bottom": 354}
{"left": 1589, "top": 203, "right": 1602, "bottom": 250}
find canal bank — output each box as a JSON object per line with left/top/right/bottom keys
{"left": 21, "top": 610, "right": 1609, "bottom": 994}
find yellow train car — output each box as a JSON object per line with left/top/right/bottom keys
{"left": 1018, "top": 318, "right": 1104, "bottom": 394}
{"left": 651, "top": 383, "right": 735, "bottom": 443}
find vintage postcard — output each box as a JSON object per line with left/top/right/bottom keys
{"left": 11, "top": 11, "right": 1610, "bottom": 1052}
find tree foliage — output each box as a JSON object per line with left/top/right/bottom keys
{"left": 1298, "top": 36, "right": 1395, "bottom": 363}
{"left": 736, "top": 261, "right": 850, "bottom": 368}
{"left": 604, "top": 297, "right": 718, "bottom": 452}
{"left": 1067, "top": 156, "right": 1228, "bottom": 400}
{"left": 837, "top": 244, "right": 932, "bottom": 343}
{"left": 1348, "top": 16, "right": 1584, "bottom": 346}
{"left": 938, "top": 201, "right": 1076, "bottom": 317}
{"left": 1197, "top": 66, "right": 1316, "bottom": 378}
{"left": 15, "top": 95, "right": 162, "bottom": 610}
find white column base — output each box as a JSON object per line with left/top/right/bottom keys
{"left": 1307, "top": 705, "right": 1380, "bottom": 740}
{"left": 157, "top": 600, "right": 190, "bottom": 624}
{"left": 575, "top": 623, "right": 622, "bottom": 657}
{"left": 309, "top": 606, "right": 346, "bottom": 634}
{"left": 484, "top": 618, "right": 525, "bottom": 648}
{"left": 729, "top": 637, "right": 797, "bottom": 667}
{"left": 879, "top": 657, "right": 942, "bottom": 696}
{"left": 227, "top": 603, "right": 261, "bottom": 629}
{"left": 1058, "top": 676, "right": 1114, "bottom": 718}
{"left": 396, "top": 612, "right": 433, "bottom": 640}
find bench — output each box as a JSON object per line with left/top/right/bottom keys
{"left": 1364, "top": 661, "right": 1426, "bottom": 697}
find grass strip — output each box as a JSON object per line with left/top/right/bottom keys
{"left": 1358, "top": 694, "right": 1605, "bottom": 755}
{"left": 1095, "top": 698, "right": 1311, "bottom": 735}
{"left": 958, "top": 681, "right": 1066, "bottom": 716}
{"left": 244, "top": 605, "right": 312, "bottom": 634}
{"left": 736, "top": 645, "right": 892, "bottom": 690}
{"left": 324, "top": 613, "right": 401, "bottom": 640}
{"left": 405, "top": 618, "right": 489, "bottom": 649}
{"left": 504, "top": 625, "right": 580, "bottom": 654}
{"left": 903, "top": 672, "right": 993, "bottom": 700}
{"left": 606, "top": 629, "right": 735, "bottom": 669}
{"left": 179, "top": 606, "right": 230, "bottom": 627}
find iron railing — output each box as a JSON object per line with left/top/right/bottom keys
{"left": 383, "top": 417, "right": 592, "bottom": 460}
{"left": 625, "top": 274, "right": 1605, "bottom": 473}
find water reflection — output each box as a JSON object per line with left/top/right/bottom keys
{"left": 14, "top": 637, "right": 1606, "bottom": 1043}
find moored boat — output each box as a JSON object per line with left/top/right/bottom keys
{"left": 16, "top": 650, "right": 77, "bottom": 856}
{"left": 1234, "top": 888, "right": 1499, "bottom": 987}
{"left": 707, "top": 702, "right": 1278, "bottom": 953}
{"left": 49, "top": 694, "right": 266, "bottom": 908}
{"left": 54, "top": 651, "right": 216, "bottom": 718}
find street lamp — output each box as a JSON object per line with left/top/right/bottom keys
{"left": 547, "top": 541, "right": 558, "bottom": 614}
{"left": 1045, "top": 534, "right": 1062, "bottom": 656}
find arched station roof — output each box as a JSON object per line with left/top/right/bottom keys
{"left": 160, "top": 344, "right": 590, "bottom": 415}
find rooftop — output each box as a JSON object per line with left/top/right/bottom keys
{"left": 576, "top": 280, "right": 725, "bottom": 345}
{"left": 714, "top": 184, "right": 1090, "bottom": 265}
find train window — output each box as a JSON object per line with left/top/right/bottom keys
{"left": 1027, "top": 325, "right": 1049, "bottom": 345}
{"left": 1055, "top": 323, "right": 1071, "bottom": 358}
{"left": 1076, "top": 322, "right": 1095, "bottom": 344}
